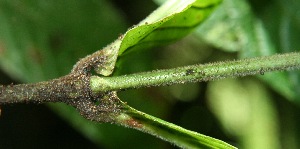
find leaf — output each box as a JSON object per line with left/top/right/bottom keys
{"left": 119, "top": 104, "right": 237, "bottom": 149}
{"left": 194, "top": 0, "right": 300, "bottom": 101}
{"left": 118, "top": 0, "right": 222, "bottom": 56}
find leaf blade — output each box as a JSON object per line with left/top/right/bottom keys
{"left": 118, "top": 0, "right": 222, "bottom": 55}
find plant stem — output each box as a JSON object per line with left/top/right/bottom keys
{"left": 91, "top": 52, "right": 300, "bottom": 93}
{"left": 116, "top": 104, "right": 237, "bottom": 149}
{"left": 0, "top": 74, "right": 93, "bottom": 104}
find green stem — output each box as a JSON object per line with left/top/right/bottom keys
{"left": 91, "top": 52, "right": 300, "bottom": 93}
{"left": 116, "top": 104, "right": 236, "bottom": 149}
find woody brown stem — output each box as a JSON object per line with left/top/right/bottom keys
{"left": 0, "top": 73, "right": 92, "bottom": 104}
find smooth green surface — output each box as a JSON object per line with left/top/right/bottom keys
{"left": 118, "top": 0, "right": 221, "bottom": 55}
{"left": 117, "top": 105, "right": 237, "bottom": 149}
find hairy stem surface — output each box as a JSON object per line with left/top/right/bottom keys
{"left": 91, "top": 52, "right": 300, "bottom": 93}
{"left": 0, "top": 74, "right": 92, "bottom": 104}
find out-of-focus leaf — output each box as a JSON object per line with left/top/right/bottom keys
{"left": 0, "top": 0, "right": 127, "bottom": 82}
{"left": 195, "top": 0, "right": 276, "bottom": 56}
{"left": 194, "top": 0, "right": 300, "bottom": 101}
{"left": 207, "top": 78, "right": 280, "bottom": 149}
{"left": 260, "top": 0, "right": 300, "bottom": 100}
{"left": 276, "top": 0, "right": 300, "bottom": 52}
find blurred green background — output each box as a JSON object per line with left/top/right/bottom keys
{"left": 0, "top": 0, "right": 300, "bottom": 148}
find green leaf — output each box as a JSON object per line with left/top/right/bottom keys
{"left": 118, "top": 0, "right": 222, "bottom": 56}
{"left": 118, "top": 104, "right": 237, "bottom": 149}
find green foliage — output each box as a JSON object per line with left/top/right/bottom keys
{"left": 195, "top": 0, "right": 300, "bottom": 101}
{"left": 0, "top": 0, "right": 300, "bottom": 148}
{"left": 0, "top": 0, "right": 126, "bottom": 82}
{"left": 118, "top": 0, "right": 221, "bottom": 55}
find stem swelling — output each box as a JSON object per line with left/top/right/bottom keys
{"left": 91, "top": 52, "right": 300, "bottom": 93}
